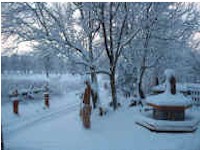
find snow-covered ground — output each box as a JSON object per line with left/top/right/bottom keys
{"left": 152, "top": 83, "right": 200, "bottom": 93}
{"left": 3, "top": 107, "right": 200, "bottom": 150}
{"left": 1, "top": 74, "right": 85, "bottom": 134}
{"left": 2, "top": 74, "right": 200, "bottom": 150}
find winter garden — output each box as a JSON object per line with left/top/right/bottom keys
{"left": 1, "top": 2, "right": 200, "bottom": 150}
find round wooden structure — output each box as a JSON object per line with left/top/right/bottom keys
{"left": 136, "top": 69, "right": 196, "bottom": 132}
{"left": 147, "top": 103, "right": 191, "bottom": 121}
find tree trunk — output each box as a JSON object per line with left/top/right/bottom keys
{"left": 138, "top": 68, "right": 145, "bottom": 99}
{"left": 45, "top": 65, "right": 49, "bottom": 78}
{"left": 91, "top": 90, "right": 98, "bottom": 109}
{"left": 1, "top": 126, "right": 4, "bottom": 150}
{"left": 90, "top": 70, "right": 99, "bottom": 109}
{"left": 44, "top": 56, "right": 50, "bottom": 78}
{"left": 110, "top": 70, "right": 117, "bottom": 110}
{"left": 87, "top": 9, "right": 100, "bottom": 109}
{"left": 155, "top": 76, "right": 159, "bottom": 86}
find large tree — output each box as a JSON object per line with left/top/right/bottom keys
{"left": 119, "top": 3, "right": 200, "bottom": 99}
{"left": 98, "top": 2, "right": 141, "bottom": 110}
{"left": 2, "top": 2, "right": 199, "bottom": 110}
{"left": 2, "top": 2, "right": 103, "bottom": 109}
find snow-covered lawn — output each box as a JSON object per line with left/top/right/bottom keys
{"left": 1, "top": 74, "right": 85, "bottom": 134}
{"left": 2, "top": 74, "right": 200, "bottom": 150}
{"left": 3, "top": 106, "right": 200, "bottom": 150}
{"left": 2, "top": 94, "right": 80, "bottom": 135}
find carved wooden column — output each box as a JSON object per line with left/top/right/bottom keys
{"left": 82, "top": 81, "right": 92, "bottom": 129}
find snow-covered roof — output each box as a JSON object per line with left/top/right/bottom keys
{"left": 146, "top": 92, "right": 192, "bottom": 107}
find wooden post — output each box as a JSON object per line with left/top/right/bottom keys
{"left": 81, "top": 81, "right": 92, "bottom": 129}
{"left": 44, "top": 92, "right": 49, "bottom": 108}
{"left": 12, "top": 90, "right": 19, "bottom": 114}
{"left": 13, "top": 100, "right": 19, "bottom": 114}
{"left": 83, "top": 81, "right": 91, "bottom": 105}
{"left": 82, "top": 105, "right": 92, "bottom": 129}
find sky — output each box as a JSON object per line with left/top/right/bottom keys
{"left": 1, "top": 35, "right": 35, "bottom": 56}
{"left": 1, "top": 2, "right": 200, "bottom": 56}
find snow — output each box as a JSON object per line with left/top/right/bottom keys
{"left": 138, "top": 114, "right": 199, "bottom": 128}
{"left": 3, "top": 107, "right": 200, "bottom": 150}
{"left": 152, "top": 83, "right": 200, "bottom": 92}
{"left": 1, "top": 74, "right": 84, "bottom": 134}
{"left": 148, "top": 69, "right": 196, "bottom": 106}
{"left": 136, "top": 110, "right": 199, "bottom": 132}
{"left": 146, "top": 92, "right": 192, "bottom": 106}
{"left": 10, "top": 96, "right": 20, "bottom": 102}
{"left": 164, "top": 69, "right": 175, "bottom": 79}
{"left": 2, "top": 74, "right": 200, "bottom": 150}
{"left": 2, "top": 95, "right": 80, "bottom": 135}
{"left": 164, "top": 69, "right": 175, "bottom": 94}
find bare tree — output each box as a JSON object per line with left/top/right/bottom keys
{"left": 99, "top": 3, "right": 140, "bottom": 110}
{"left": 2, "top": 2, "right": 104, "bottom": 108}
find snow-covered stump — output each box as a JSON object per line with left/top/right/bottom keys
{"left": 44, "top": 92, "right": 49, "bottom": 108}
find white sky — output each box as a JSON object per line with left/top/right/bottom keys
{"left": 1, "top": 35, "right": 34, "bottom": 56}
{"left": 1, "top": 2, "right": 200, "bottom": 56}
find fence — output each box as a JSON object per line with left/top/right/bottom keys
{"left": 177, "top": 75, "right": 200, "bottom": 84}
{"left": 187, "top": 86, "right": 200, "bottom": 106}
